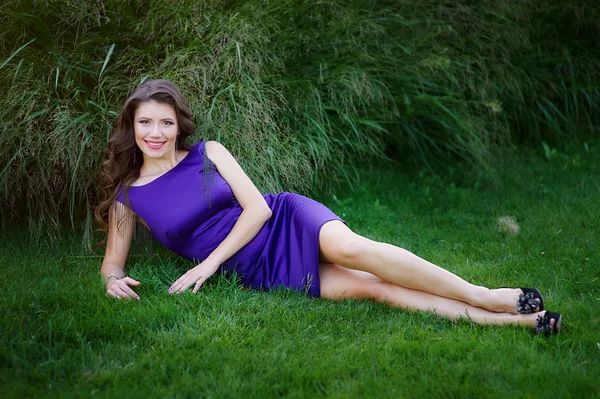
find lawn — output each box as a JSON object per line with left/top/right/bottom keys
{"left": 1, "top": 141, "right": 598, "bottom": 398}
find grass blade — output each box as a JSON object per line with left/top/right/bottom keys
{"left": 99, "top": 43, "right": 115, "bottom": 79}
{"left": 0, "top": 38, "right": 36, "bottom": 70}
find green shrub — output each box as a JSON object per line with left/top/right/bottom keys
{"left": 1, "top": 0, "right": 598, "bottom": 246}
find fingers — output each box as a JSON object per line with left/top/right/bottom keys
{"left": 192, "top": 278, "right": 205, "bottom": 294}
{"left": 169, "top": 273, "right": 205, "bottom": 294}
{"left": 106, "top": 272, "right": 207, "bottom": 298}
{"left": 106, "top": 279, "right": 141, "bottom": 301}
{"left": 120, "top": 283, "right": 141, "bottom": 300}
{"left": 169, "top": 277, "right": 190, "bottom": 294}
{"left": 107, "top": 290, "right": 134, "bottom": 300}
{"left": 121, "top": 277, "right": 141, "bottom": 286}
{"left": 169, "top": 272, "right": 190, "bottom": 293}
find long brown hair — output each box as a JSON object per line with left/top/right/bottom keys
{"left": 94, "top": 79, "right": 195, "bottom": 247}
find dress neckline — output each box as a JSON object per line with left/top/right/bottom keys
{"left": 130, "top": 142, "right": 199, "bottom": 188}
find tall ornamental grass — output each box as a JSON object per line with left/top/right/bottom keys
{"left": 1, "top": 0, "right": 599, "bottom": 245}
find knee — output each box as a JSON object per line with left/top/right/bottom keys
{"left": 335, "top": 237, "right": 374, "bottom": 264}
{"left": 364, "top": 281, "right": 390, "bottom": 303}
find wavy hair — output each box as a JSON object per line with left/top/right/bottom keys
{"left": 94, "top": 79, "right": 195, "bottom": 247}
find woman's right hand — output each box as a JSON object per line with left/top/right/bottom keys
{"left": 106, "top": 277, "right": 141, "bottom": 301}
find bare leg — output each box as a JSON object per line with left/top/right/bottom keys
{"left": 319, "top": 263, "right": 552, "bottom": 329}
{"left": 319, "top": 221, "right": 534, "bottom": 314}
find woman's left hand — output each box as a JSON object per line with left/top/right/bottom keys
{"left": 168, "top": 261, "right": 220, "bottom": 294}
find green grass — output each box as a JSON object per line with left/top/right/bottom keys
{"left": 1, "top": 142, "right": 599, "bottom": 398}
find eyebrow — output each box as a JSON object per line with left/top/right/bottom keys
{"left": 136, "top": 116, "right": 176, "bottom": 121}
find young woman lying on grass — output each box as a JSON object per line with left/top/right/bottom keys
{"left": 96, "top": 79, "right": 562, "bottom": 335}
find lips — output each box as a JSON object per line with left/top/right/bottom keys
{"left": 145, "top": 141, "right": 166, "bottom": 150}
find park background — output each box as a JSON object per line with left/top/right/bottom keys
{"left": 1, "top": 1, "right": 598, "bottom": 397}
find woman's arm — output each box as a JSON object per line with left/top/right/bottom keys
{"left": 201, "top": 140, "right": 272, "bottom": 266}
{"left": 100, "top": 201, "right": 141, "bottom": 300}
{"left": 168, "top": 141, "right": 272, "bottom": 294}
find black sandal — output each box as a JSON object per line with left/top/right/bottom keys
{"left": 536, "top": 311, "right": 562, "bottom": 335}
{"left": 515, "top": 287, "right": 544, "bottom": 314}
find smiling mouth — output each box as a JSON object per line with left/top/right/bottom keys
{"left": 145, "top": 141, "right": 166, "bottom": 150}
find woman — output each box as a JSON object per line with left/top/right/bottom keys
{"left": 96, "top": 79, "right": 561, "bottom": 335}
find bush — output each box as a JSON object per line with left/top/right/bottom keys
{"left": 1, "top": 0, "right": 599, "bottom": 246}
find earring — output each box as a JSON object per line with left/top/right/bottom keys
{"left": 175, "top": 136, "right": 179, "bottom": 162}
{"left": 133, "top": 149, "right": 136, "bottom": 164}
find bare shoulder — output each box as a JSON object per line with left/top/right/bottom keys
{"left": 203, "top": 141, "right": 266, "bottom": 209}
{"left": 204, "top": 140, "right": 227, "bottom": 157}
{"left": 204, "top": 141, "right": 234, "bottom": 164}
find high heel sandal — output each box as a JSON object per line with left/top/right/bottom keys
{"left": 536, "top": 311, "right": 562, "bottom": 335}
{"left": 515, "top": 287, "right": 544, "bottom": 314}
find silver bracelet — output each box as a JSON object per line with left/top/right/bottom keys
{"left": 104, "top": 274, "right": 120, "bottom": 284}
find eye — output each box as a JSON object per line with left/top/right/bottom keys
{"left": 139, "top": 120, "right": 150, "bottom": 125}
{"left": 162, "top": 121, "right": 174, "bottom": 126}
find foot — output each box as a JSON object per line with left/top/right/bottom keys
{"left": 489, "top": 288, "right": 543, "bottom": 314}
{"left": 535, "top": 311, "right": 562, "bottom": 334}
{"left": 516, "top": 288, "right": 544, "bottom": 314}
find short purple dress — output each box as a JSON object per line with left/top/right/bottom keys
{"left": 116, "top": 141, "right": 343, "bottom": 297}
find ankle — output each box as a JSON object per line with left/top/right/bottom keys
{"left": 469, "top": 286, "right": 492, "bottom": 309}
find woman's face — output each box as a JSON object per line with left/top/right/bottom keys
{"left": 133, "top": 100, "right": 179, "bottom": 162}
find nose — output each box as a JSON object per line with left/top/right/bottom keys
{"left": 149, "top": 123, "right": 162, "bottom": 138}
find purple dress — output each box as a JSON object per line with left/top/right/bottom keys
{"left": 116, "top": 141, "right": 343, "bottom": 297}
